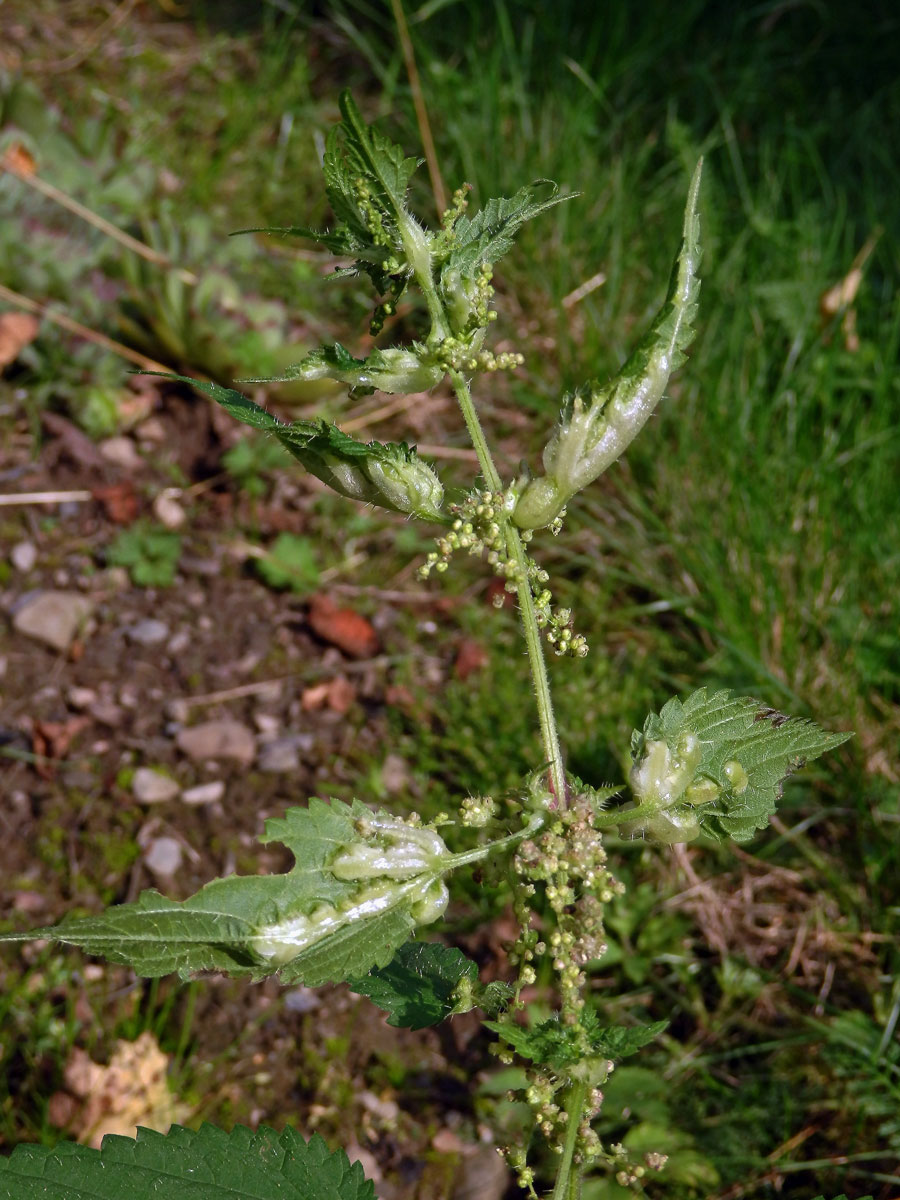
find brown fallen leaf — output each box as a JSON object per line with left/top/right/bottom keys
{"left": 307, "top": 594, "right": 379, "bottom": 659}
{"left": 454, "top": 638, "right": 489, "bottom": 681}
{"left": 302, "top": 676, "right": 357, "bottom": 713}
{"left": 0, "top": 311, "right": 40, "bottom": 369}
{"left": 92, "top": 481, "right": 139, "bottom": 524}
{"left": 1, "top": 142, "right": 36, "bottom": 176}
{"left": 31, "top": 715, "right": 91, "bottom": 778}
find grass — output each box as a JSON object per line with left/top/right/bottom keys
{"left": 2, "top": 0, "right": 898, "bottom": 1194}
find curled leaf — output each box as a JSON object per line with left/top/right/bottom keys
{"left": 614, "top": 688, "right": 851, "bottom": 843}
{"left": 513, "top": 160, "right": 703, "bottom": 529}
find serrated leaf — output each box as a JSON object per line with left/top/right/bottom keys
{"left": 348, "top": 941, "right": 479, "bottom": 1028}
{"left": 0, "top": 799, "right": 464, "bottom": 986}
{"left": 143, "top": 374, "right": 445, "bottom": 521}
{"left": 485, "top": 1010, "right": 667, "bottom": 1073}
{"left": 442, "top": 180, "right": 576, "bottom": 279}
{"left": 620, "top": 688, "right": 851, "bottom": 843}
{"left": 513, "top": 161, "right": 703, "bottom": 530}
{"left": 335, "top": 91, "right": 420, "bottom": 226}
{"left": 0, "top": 1123, "right": 375, "bottom": 1200}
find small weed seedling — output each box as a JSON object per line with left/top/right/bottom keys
{"left": 0, "top": 95, "right": 850, "bottom": 1200}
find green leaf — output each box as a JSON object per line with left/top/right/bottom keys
{"left": 620, "top": 688, "right": 851, "bottom": 843}
{"left": 485, "top": 1009, "right": 667, "bottom": 1074}
{"left": 144, "top": 374, "right": 445, "bottom": 521}
{"left": 348, "top": 941, "right": 480, "bottom": 1029}
{"left": 442, "top": 180, "right": 576, "bottom": 277}
{"left": 256, "top": 533, "right": 320, "bottom": 593}
{"left": 0, "top": 1123, "right": 375, "bottom": 1200}
{"left": 0, "top": 799, "right": 464, "bottom": 986}
{"left": 513, "top": 161, "right": 703, "bottom": 530}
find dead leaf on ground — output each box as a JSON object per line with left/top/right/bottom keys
{"left": 307, "top": 594, "right": 379, "bottom": 659}
{"left": 454, "top": 638, "right": 489, "bottom": 680}
{"left": 1, "top": 142, "right": 36, "bottom": 176}
{"left": 92, "top": 481, "right": 139, "bottom": 524}
{"left": 30, "top": 715, "right": 91, "bottom": 777}
{"left": 55, "top": 1031, "right": 188, "bottom": 1148}
{"left": 301, "top": 675, "right": 357, "bottom": 713}
{"left": 0, "top": 311, "right": 40, "bottom": 369}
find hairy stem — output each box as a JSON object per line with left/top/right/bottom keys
{"left": 551, "top": 1080, "right": 589, "bottom": 1200}
{"left": 447, "top": 368, "right": 567, "bottom": 807}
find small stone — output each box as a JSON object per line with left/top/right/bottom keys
{"left": 132, "top": 767, "right": 180, "bottom": 804}
{"left": 67, "top": 686, "right": 98, "bottom": 710}
{"left": 257, "top": 737, "right": 299, "bottom": 774}
{"left": 166, "top": 630, "right": 191, "bottom": 656}
{"left": 10, "top": 541, "right": 37, "bottom": 572}
{"left": 152, "top": 490, "right": 186, "bottom": 530}
{"left": 181, "top": 780, "right": 225, "bottom": 806}
{"left": 125, "top": 618, "right": 170, "bottom": 646}
{"left": 176, "top": 719, "right": 256, "bottom": 767}
{"left": 254, "top": 713, "right": 281, "bottom": 736}
{"left": 143, "top": 836, "right": 183, "bottom": 876}
{"left": 283, "top": 987, "right": 320, "bottom": 1013}
{"left": 13, "top": 591, "right": 94, "bottom": 652}
{"left": 135, "top": 416, "right": 166, "bottom": 443}
{"left": 381, "top": 753, "right": 411, "bottom": 795}
{"left": 99, "top": 436, "right": 144, "bottom": 471}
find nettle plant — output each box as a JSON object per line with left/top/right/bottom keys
{"left": 1, "top": 94, "right": 850, "bottom": 1200}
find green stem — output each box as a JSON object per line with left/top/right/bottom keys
{"left": 551, "top": 1080, "right": 589, "bottom": 1200}
{"left": 447, "top": 369, "right": 567, "bottom": 806}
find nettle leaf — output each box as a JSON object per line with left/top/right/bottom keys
{"left": 513, "top": 161, "right": 703, "bottom": 530}
{"left": 442, "top": 180, "right": 576, "bottom": 277}
{"left": 619, "top": 688, "right": 851, "bottom": 844}
{"left": 348, "top": 941, "right": 479, "bottom": 1029}
{"left": 486, "top": 1009, "right": 667, "bottom": 1075}
{"left": 263, "top": 342, "right": 444, "bottom": 397}
{"left": 145, "top": 375, "right": 445, "bottom": 521}
{"left": 0, "top": 800, "right": 472, "bottom": 986}
{"left": 0, "top": 1123, "right": 374, "bottom": 1200}
{"left": 335, "top": 90, "right": 420, "bottom": 229}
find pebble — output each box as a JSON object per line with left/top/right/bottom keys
{"left": 13, "top": 590, "right": 94, "bottom": 652}
{"left": 10, "top": 541, "right": 37, "bottom": 572}
{"left": 152, "top": 491, "right": 186, "bottom": 530}
{"left": 166, "top": 630, "right": 191, "bottom": 656}
{"left": 257, "top": 737, "right": 301, "bottom": 774}
{"left": 99, "top": 436, "right": 144, "bottom": 471}
{"left": 143, "top": 836, "right": 183, "bottom": 876}
{"left": 132, "top": 767, "right": 180, "bottom": 804}
{"left": 176, "top": 719, "right": 256, "bottom": 767}
{"left": 283, "top": 987, "right": 321, "bottom": 1013}
{"left": 67, "top": 686, "right": 98, "bottom": 710}
{"left": 181, "top": 780, "right": 225, "bottom": 806}
{"left": 125, "top": 618, "right": 170, "bottom": 646}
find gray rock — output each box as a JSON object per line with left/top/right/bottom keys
{"left": 143, "top": 836, "right": 183, "bottom": 876}
{"left": 181, "top": 780, "right": 225, "bottom": 806}
{"left": 283, "top": 987, "right": 321, "bottom": 1013}
{"left": 13, "top": 591, "right": 94, "bottom": 652}
{"left": 257, "top": 737, "right": 300, "bottom": 774}
{"left": 176, "top": 719, "right": 256, "bottom": 767}
{"left": 99, "top": 436, "right": 143, "bottom": 471}
{"left": 10, "top": 541, "right": 37, "bottom": 572}
{"left": 67, "top": 686, "right": 98, "bottom": 710}
{"left": 133, "top": 767, "right": 180, "bottom": 804}
{"left": 125, "top": 618, "right": 170, "bottom": 646}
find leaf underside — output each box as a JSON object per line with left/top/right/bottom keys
{"left": 0, "top": 799, "right": 442, "bottom": 986}
{"left": 0, "top": 1124, "right": 375, "bottom": 1200}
